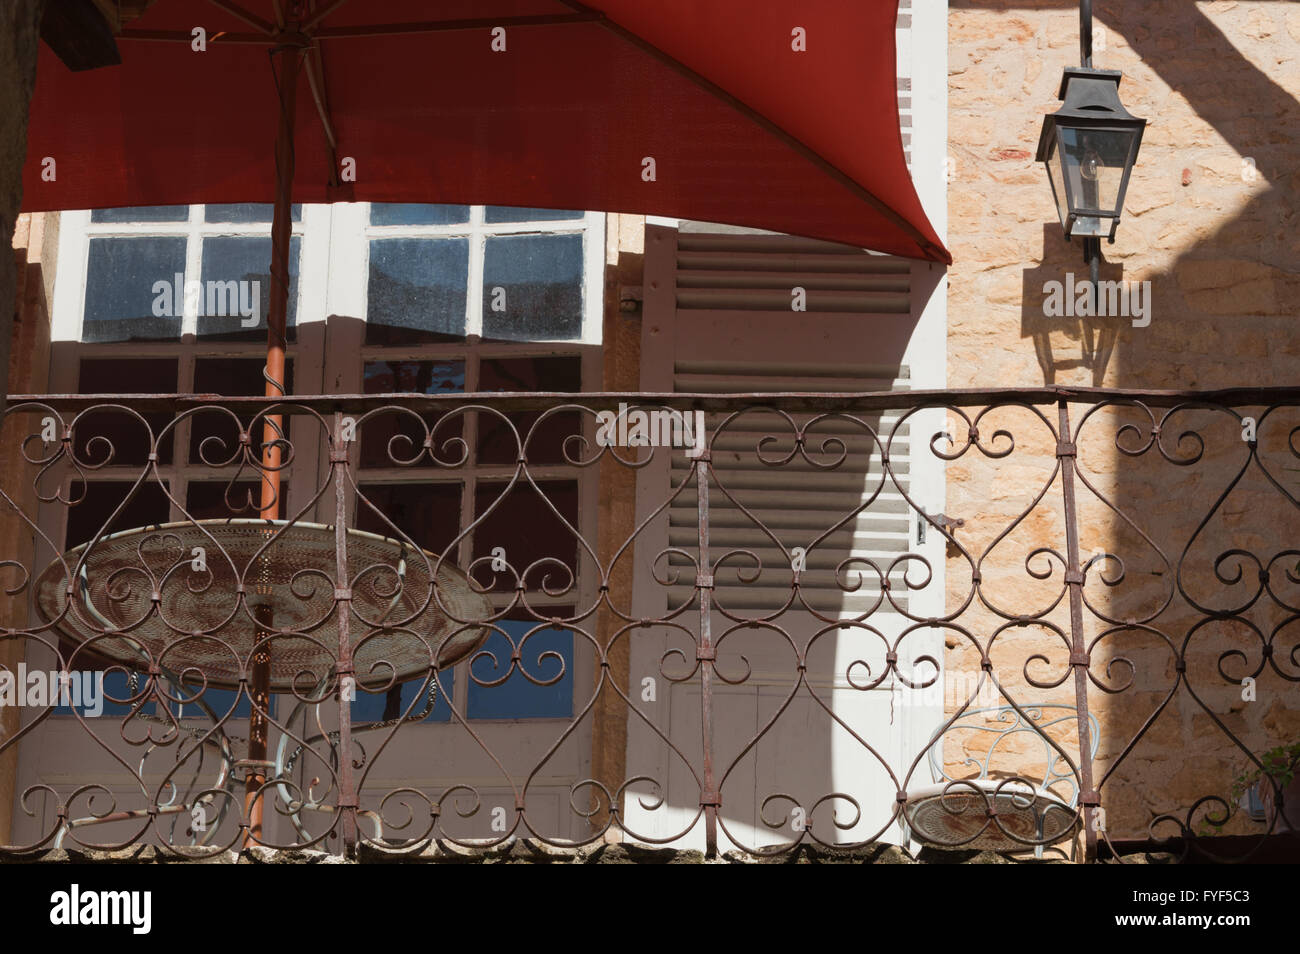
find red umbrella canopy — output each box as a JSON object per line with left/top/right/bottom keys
{"left": 22, "top": 0, "right": 949, "bottom": 262}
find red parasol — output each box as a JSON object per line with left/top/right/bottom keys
{"left": 21, "top": 0, "right": 947, "bottom": 844}
{"left": 24, "top": 0, "right": 947, "bottom": 261}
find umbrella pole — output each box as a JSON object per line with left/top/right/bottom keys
{"left": 245, "top": 36, "right": 302, "bottom": 848}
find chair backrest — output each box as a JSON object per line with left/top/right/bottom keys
{"left": 925, "top": 704, "right": 1101, "bottom": 808}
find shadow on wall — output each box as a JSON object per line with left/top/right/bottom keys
{"left": 973, "top": 0, "right": 1300, "bottom": 848}
{"left": 1100, "top": 0, "right": 1300, "bottom": 850}
{"left": 1021, "top": 224, "right": 1130, "bottom": 385}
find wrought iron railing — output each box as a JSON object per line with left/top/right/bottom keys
{"left": 0, "top": 387, "right": 1297, "bottom": 861}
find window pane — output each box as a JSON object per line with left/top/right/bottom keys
{"left": 355, "top": 482, "right": 462, "bottom": 557}
{"left": 484, "top": 207, "right": 583, "bottom": 223}
{"left": 196, "top": 235, "right": 301, "bottom": 341}
{"left": 360, "top": 360, "right": 464, "bottom": 469}
{"left": 53, "top": 669, "right": 273, "bottom": 720}
{"left": 478, "top": 356, "right": 582, "bottom": 466}
{"left": 366, "top": 238, "right": 468, "bottom": 345}
{"left": 370, "top": 204, "right": 469, "bottom": 226}
{"left": 481, "top": 234, "right": 583, "bottom": 341}
{"left": 467, "top": 619, "right": 573, "bottom": 719}
{"left": 65, "top": 480, "right": 171, "bottom": 550}
{"left": 83, "top": 236, "right": 187, "bottom": 342}
{"left": 190, "top": 358, "right": 294, "bottom": 467}
{"left": 54, "top": 669, "right": 154, "bottom": 718}
{"left": 352, "top": 671, "right": 453, "bottom": 724}
{"left": 185, "top": 481, "right": 284, "bottom": 521}
{"left": 90, "top": 206, "right": 188, "bottom": 223}
{"left": 204, "top": 203, "right": 301, "bottom": 223}
{"left": 364, "top": 359, "right": 464, "bottom": 395}
{"left": 472, "top": 480, "right": 579, "bottom": 594}
{"left": 76, "top": 358, "right": 177, "bottom": 466}
{"left": 168, "top": 682, "right": 267, "bottom": 721}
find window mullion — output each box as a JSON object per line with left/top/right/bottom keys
{"left": 181, "top": 217, "right": 202, "bottom": 338}
{"left": 459, "top": 351, "right": 482, "bottom": 578}
{"left": 171, "top": 351, "right": 197, "bottom": 518}
{"left": 449, "top": 348, "right": 484, "bottom": 720}
{"left": 465, "top": 208, "right": 486, "bottom": 339}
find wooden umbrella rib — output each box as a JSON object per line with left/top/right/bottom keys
{"left": 302, "top": 0, "right": 352, "bottom": 33}
{"left": 304, "top": 44, "right": 339, "bottom": 158}
{"left": 311, "top": 13, "right": 601, "bottom": 39}
{"left": 553, "top": 0, "right": 949, "bottom": 263}
{"left": 118, "top": 29, "right": 271, "bottom": 43}
{"left": 204, "top": 0, "right": 276, "bottom": 35}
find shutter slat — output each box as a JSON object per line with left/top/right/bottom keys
{"left": 664, "top": 233, "right": 916, "bottom": 608}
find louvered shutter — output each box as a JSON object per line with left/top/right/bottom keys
{"left": 625, "top": 226, "right": 942, "bottom": 851}
{"left": 668, "top": 360, "right": 912, "bottom": 616}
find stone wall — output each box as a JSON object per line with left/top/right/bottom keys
{"left": 946, "top": 0, "right": 1300, "bottom": 841}
{"left": 589, "top": 213, "right": 644, "bottom": 838}
{"left": 0, "top": 0, "right": 44, "bottom": 416}
{"left": 1, "top": 211, "right": 55, "bottom": 844}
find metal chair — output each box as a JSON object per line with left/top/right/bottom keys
{"left": 902, "top": 704, "right": 1100, "bottom": 859}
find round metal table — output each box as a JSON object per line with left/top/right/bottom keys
{"left": 34, "top": 519, "right": 493, "bottom": 690}
{"left": 34, "top": 519, "right": 494, "bottom": 849}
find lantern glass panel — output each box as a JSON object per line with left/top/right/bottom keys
{"left": 1059, "top": 125, "right": 1138, "bottom": 235}
{"left": 1045, "top": 137, "right": 1071, "bottom": 231}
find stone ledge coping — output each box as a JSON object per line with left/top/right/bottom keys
{"left": 0, "top": 841, "right": 1170, "bottom": 864}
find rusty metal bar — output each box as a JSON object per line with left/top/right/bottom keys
{"left": 1057, "top": 400, "right": 1099, "bottom": 862}
{"left": 333, "top": 412, "right": 358, "bottom": 854}
{"left": 243, "top": 602, "right": 273, "bottom": 844}
{"left": 696, "top": 448, "right": 718, "bottom": 857}
{"left": 15, "top": 385, "right": 1300, "bottom": 415}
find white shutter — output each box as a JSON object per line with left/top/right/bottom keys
{"left": 670, "top": 230, "right": 912, "bottom": 314}
{"left": 897, "top": 0, "right": 913, "bottom": 169}
{"left": 668, "top": 360, "right": 912, "bottom": 616}
{"left": 660, "top": 232, "right": 917, "bottom": 620}
{"left": 626, "top": 227, "right": 942, "bottom": 851}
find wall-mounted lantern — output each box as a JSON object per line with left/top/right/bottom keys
{"left": 1036, "top": 67, "right": 1146, "bottom": 243}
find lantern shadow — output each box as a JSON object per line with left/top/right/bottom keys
{"left": 1021, "top": 225, "right": 1126, "bottom": 386}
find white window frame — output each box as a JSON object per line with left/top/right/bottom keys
{"left": 43, "top": 204, "right": 329, "bottom": 555}
{"left": 41, "top": 201, "right": 605, "bottom": 730}
{"left": 321, "top": 203, "right": 604, "bottom": 727}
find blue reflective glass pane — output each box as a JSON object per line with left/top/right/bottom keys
{"left": 205, "top": 203, "right": 302, "bottom": 223}
{"left": 467, "top": 621, "right": 572, "bottom": 720}
{"left": 169, "top": 686, "right": 272, "bottom": 722}
{"left": 363, "top": 359, "right": 464, "bottom": 394}
{"left": 83, "top": 236, "right": 188, "bottom": 342}
{"left": 351, "top": 670, "right": 453, "bottom": 724}
{"left": 51, "top": 673, "right": 280, "bottom": 721}
{"left": 91, "top": 206, "right": 188, "bottom": 223}
{"left": 481, "top": 234, "right": 583, "bottom": 341}
{"left": 366, "top": 238, "right": 468, "bottom": 344}
{"left": 484, "top": 207, "right": 583, "bottom": 223}
{"left": 196, "top": 235, "right": 301, "bottom": 339}
{"left": 370, "top": 204, "right": 469, "bottom": 226}
{"left": 53, "top": 669, "right": 151, "bottom": 718}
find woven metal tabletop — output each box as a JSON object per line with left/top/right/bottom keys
{"left": 34, "top": 519, "right": 493, "bottom": 691}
